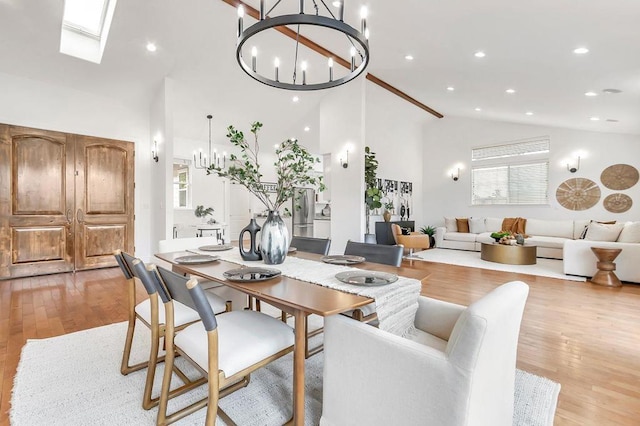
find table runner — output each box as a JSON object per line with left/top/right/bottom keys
{"left": 191, "top": 249, "right": 421, "bottom": 337}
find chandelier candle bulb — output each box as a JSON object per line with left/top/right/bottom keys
{"left": 274, "top": 57, "right": 280, "bottom": 82}
{"left": 301, "top": 61, "right": 307, "bottom": 85}
{"left": 259, "top": 0, "right": 264, "bottom": 20}
{"left": 360, "top": 6, "right": 367, "bottom": 34}
{"left": 251, "top": 47, "right": 257, "bottom": 72}
{"left": 237, "top": 6, "right": 244, "bottom": 37}
{"left": 338, "top": 1, "right": 344, "bottom": 21}
{"left": 350, "top": 47, "right": 356, "bottom": 71}
{"left": 299, "top": 0, "right": 304, "bottom": 13}
{"left": 328, "top": 58, "right": 334, "bottom": 81}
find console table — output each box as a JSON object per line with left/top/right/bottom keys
{"left": 375, "top": 221, "right": 415, "bottom": 245}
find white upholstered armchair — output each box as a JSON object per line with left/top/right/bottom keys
{"left": 320, "top": 281, "right": 530, "bottom": 426}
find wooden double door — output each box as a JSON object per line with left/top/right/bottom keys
{"left": 0, "top": 124, "right": 135, "bottom": 279}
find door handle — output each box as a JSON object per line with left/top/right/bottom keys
{"left": 77, "top": 208, "right": 84, "bottom": 224}
{"left": 66, "top": 209, "right": 72, "bottom": 224}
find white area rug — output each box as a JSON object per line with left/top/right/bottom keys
{"left": 11, "top": 322, "right": 561, "bottom": 426}
{"left": 414, "top": 248, "right": 586, "bottom": 282}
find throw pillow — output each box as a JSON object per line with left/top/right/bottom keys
{"left": 456, "top": 218, "right": 470, "bottom": 233}
{"left": 469, "top": 217, "right": 486, "bottom": 234}
{"left": 584, "top": 222, "right": 624, "bottom": 242}
{"left": 502, "top": 217, "right": 516, "bottom": 232}
{"left": 617, "top": 221, "right": 640, "bottom": 243}
{"left": 580, "top": 220, "right": 616, "bottom": 239}
{"left": 444, "top": 217, "right": 458, "bottom": 233}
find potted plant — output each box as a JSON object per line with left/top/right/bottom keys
{"left": 420, "top": 225, "right": 436, "bottom": 248}
{"left": 364, "top": 146, "right": 383, "bottom": 242}
{"left": 382, "top": 200, "right": 394, "bottom": 222}
{"left": 207, "top": 122, "right": 324, "bottom": 264}
{"left": 194, "top": 205, "right": 215, "bottom": 224}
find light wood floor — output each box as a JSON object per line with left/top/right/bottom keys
{"left": 1, "top": 262, "right": 639, "bottom": 425}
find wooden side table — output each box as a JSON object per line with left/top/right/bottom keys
{"left": 590, "top": 247, "right": 623, "bottom": 288}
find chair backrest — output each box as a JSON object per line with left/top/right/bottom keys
{"left": 128, "top": 257, "right": 158, "bottom": 295}
{"left": 149, "top": 265, "right": 218, "bottom": 332}
{"left": 446, "top": 281, "right": 529, "bottom": 425}
{"left": 344, "top": 240, "right": 403, "bottom": 267}
{"left": 158, "top": 236, "right": 221, "bottom": 253}
{"left": 113, "top": 249, "right": 133, "bottom": 279}
{"left": 290, "top": 236, "right": 331, "bottom": 255}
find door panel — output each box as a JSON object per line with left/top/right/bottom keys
{"left": 0, "top": 125, "right": 74, "bottom": 279}
{"left": 75, "top": 135, "right": 134, "bottom": 271}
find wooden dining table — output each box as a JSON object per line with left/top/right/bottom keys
{"left": 155, "top": 250, "right": 431, "bottom": 426}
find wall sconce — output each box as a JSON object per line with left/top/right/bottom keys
{"left": 567, "top": 156, "right": 580, "bottom": 173}
{"left": 340, "top": 150, "right": 349, "bottom": 168}
{"left": 152, "top": 140, "right": 159, "bottom": 163}
{"left": 451, "top": 168, "right": 460, "bottom": 181}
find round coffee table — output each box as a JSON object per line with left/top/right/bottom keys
{"left": 480, "top": 243, "right": 537, "bottom": 265}
{"left": 590, "top": 247, "right": 622, "bottom": 287}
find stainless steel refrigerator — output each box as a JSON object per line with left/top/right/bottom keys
{"left": 292, "top": 187, "right": 315, "bottom": 237}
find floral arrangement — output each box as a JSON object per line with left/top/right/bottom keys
{"left": 207, "top": 122, "right": 324, "bottom": 212}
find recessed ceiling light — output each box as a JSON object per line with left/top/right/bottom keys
{"left": 602, "top": 88, "right": 622, "bottom": 94}
{"left": 525, "top": 111, "right": 534, "bottom": 116}
{"left": 146, "top": 42, "right": 157, "bottom": 52}
{"left": 584, "top": 91, "right": 598, "bottom": 97}
{"left": 404, "top": 55, "right": 414, "bottom": 61}
{"left": 505, "top": 89, "right": 516, "bottom": 94}
{"left": 474, "top": 107, "right": 482, "bottom": 112}
{"left": 332, "top": 1, "right": 341, "bottom": 7}
{"left": 589, "top": 117, "right": 600, "bottom": 121}
{"left": 606, "top": 119, "right": 619, "bottom": 123}
{"left": 446, "top": 86, "right": 455, "bottom": 91}
{"left": 474, "top": 51, "right": 486, "bottom": 58}
{"left": 573, "top": 47, "right": 589, "bottom": 54}
{"left": 304, "top": 126, "right": 310, "bottom": 132}
{"left": 292, "top": 96, "right": 300, "bottom": 102}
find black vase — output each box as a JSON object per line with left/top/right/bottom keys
{"left": 239, "top": 218, "right": 262, "bottom": 261}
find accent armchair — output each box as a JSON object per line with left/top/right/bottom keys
{"left": 320, "top": 281, "right": 530, "bottom": 426}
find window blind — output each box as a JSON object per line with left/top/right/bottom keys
{"left": 472, "top": 138, "right": 550, "bottom": 161}
{"left": 472, "top": 162, "right": 548, "bottom": 205}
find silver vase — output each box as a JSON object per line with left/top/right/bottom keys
{"left": 260, "top": 210, "right": 289, "bottom": 265}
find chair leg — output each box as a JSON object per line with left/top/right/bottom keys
{"left": 142, "top": 326, "right": 161, "bottom": 410}
{"left": 121, "top": 318, "right": 147, "bottom": 374}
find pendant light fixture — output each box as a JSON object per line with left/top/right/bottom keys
{"left": 235, "top": 0, "right": 370, "bottom": 91}
{"left": 194, "top": 115, "right": 226, "bottom": 170}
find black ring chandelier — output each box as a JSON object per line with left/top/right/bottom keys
{"left": 236, "top": 1, "right": 370, "bottom": 91}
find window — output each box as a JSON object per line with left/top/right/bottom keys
{"left": 471, "top": 138, "right": 549, "bottom": 205}
{"left": 60, "top": 0, "right": 118, "bottom": 64}
{"left": 173, "top": 162, "right": 191, "bottom": 209}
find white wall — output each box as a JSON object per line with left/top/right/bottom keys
{"left": 319, "top": 80, "right": 366, "bottom": 253}
{"left": 364, "top": 82, "right": 434, "bottom": 232}
{"left": 0, "top": 71, "right": 153, "bottom": 259}
{"left": 423, "top": 116, "right": 640, "bottom": 227}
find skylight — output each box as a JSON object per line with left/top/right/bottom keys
{"left": 60, "top": 0, "right": 117, "bottom": 64}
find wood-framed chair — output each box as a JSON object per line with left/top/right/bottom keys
{"left": 150, "top": 265, "right": 295, "bottom": 426}
{"left": 290, "top": 236, "right": 331, "bottom": 256}
{"left": 114, "top": 250, "right": 230, "bottom": 410}
{"left": 342, "top": 241, "right": 404, "bottom": 323}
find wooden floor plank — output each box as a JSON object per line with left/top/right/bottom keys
{"left": 1, "top": 262, "right": 639, "bottom": 426}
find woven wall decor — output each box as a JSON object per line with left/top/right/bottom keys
{"left": 556, "top": 178, "right": 601, "bottom": 211}
{"left": 603, "top": 193, "right": 632, "bottom": 213}
{"left": 600, "top": 164, "right": 639, "bottom": 190}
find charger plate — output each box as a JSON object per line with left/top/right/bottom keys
{"left": 321, "top": 255, "right": 365, "bottom": 265}
{"left": 335, "top": 270, "right": 398, "bottom": 286}
{"left": 198, "top": 245, "right": 234, "bottom": 251}
{"left": 223, "top": 267, "right": 282, "bottom": 282}
{"left": 174, "top": 255, "right": 220, "bottom": 265}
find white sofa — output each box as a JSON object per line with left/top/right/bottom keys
{"left": 435, "top": 218, "right": 640, "bottom": 283}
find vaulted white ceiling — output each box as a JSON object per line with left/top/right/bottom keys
{"left": 0, "top": 0, "right": 638, "bottom": 138}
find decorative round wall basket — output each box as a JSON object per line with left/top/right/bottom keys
{"left": 603, "top": 193, "right": 632, "bottom": 213}
{"left": 600, "top": 164, "right": 639, "bottom": 190}
{"left": 556, "top": 178, "right": 601, "bottom": 211}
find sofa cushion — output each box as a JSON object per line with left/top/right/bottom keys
{"left": 525, "top": 219, "right": 574, "bottom": 239}
{"left": 616, "top": 222, "right": 640, "bottom": 243}
{"left": 444, "top": 217, "right": 458, "bottom": 232}
{"left": 469, "top": 218, "right": 486, "bottom": 234}
{"left": 579, "top": 220, "right": 616, "bottom": 239}
{"left": 444, "top": 232, "right": 478, "bottom": 243}
{"left": 584, "top": 222, "right": 624, "bottom": 242}
{"left": 526, "top": 236, "right": 567, "bottom": 250}
{"left": 476, "top": 232, "right": 495, "bottom": 244}
{"left": 456, "top": 218, "right": 470, "bottom": 233}
{"left": 485, "top": 217, "right": 503, "bottom": 232}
